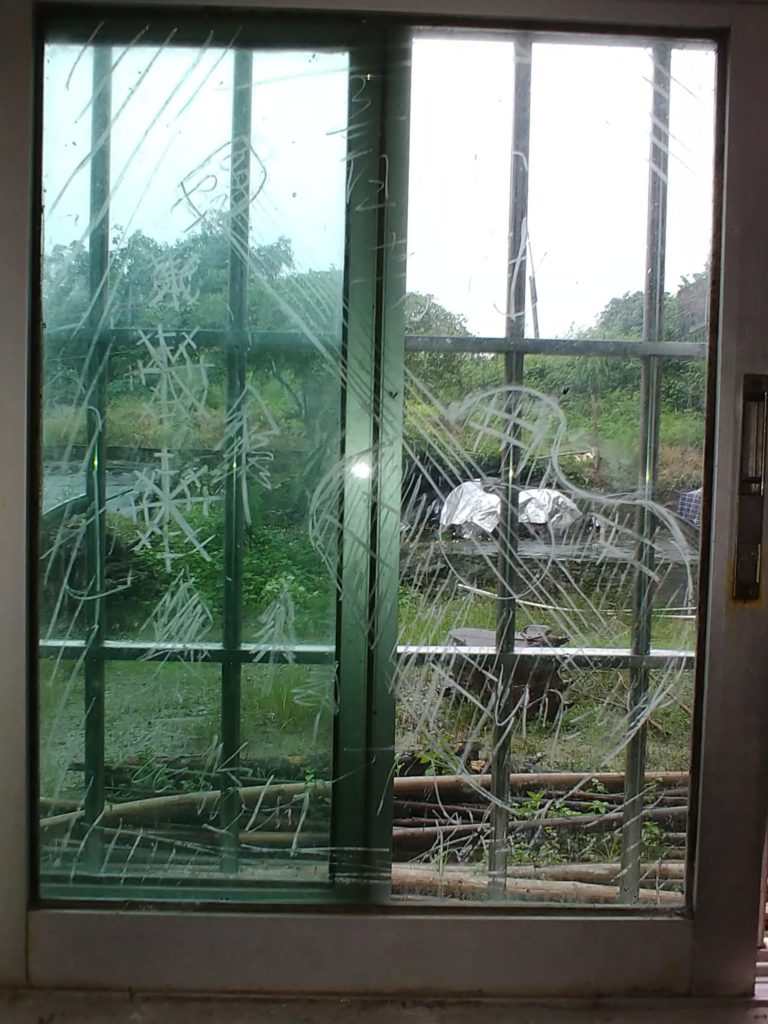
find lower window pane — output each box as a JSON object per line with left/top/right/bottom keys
{"left": 39, "top": 661, "right": 335, "bottom": 899}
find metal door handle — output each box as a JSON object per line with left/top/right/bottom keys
{"left": 734, "top": 374, "right": 768, "bottom": 599}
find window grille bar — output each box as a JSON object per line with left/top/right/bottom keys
{"left": 620, "top": 42, "right": 673, "bottom": 901}
{"left": 489, "top": 33, "right": 531, "bottom": 899}
{"left": 82, "top": 44, "right": 112, "bottom": 869}
{"left": 48, "top": 327, "right": 706, "bottom": 361}
{"left": 405, "top": 336, "right": 706, "bottom": 358}
{"left": 219, "top": 48, "right": 254, "bottom": 873}
{"left": 39, "top": 638, "right": 695, "bottom": 670}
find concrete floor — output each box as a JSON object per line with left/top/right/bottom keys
{"left": 3, "top": 993, "right": 768, "bottom": 1024}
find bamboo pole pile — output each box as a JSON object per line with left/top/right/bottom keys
{"left": 390, "top": 770, "right": 688, "bottom": 855}
{"left": 40, "top": 768, "right": 689, "bottom": 902}
{"left": 390, "top": 864, "right": 682, "bottom": 904}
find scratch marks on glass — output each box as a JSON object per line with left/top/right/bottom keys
{"left": 176, "top": 137, "right": 268, "bottom": 236}
{"left": 145, "top": 252, "right": 201, "bottom": 310}
{"left": 37, "top": 28, "right": 710, "bottom": 905}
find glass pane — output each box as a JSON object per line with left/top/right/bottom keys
{"left": 397, "top": 33, "right": 715, "bottom": 905}
{"left": 41, "top": 661, "right": 333, "bottom": 892}
{"left": 39, "top": 29, "right": 347, "bottom": 900}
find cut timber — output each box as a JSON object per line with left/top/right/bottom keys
{"left": 393, "top": 806, "right": 687, "bottom": 843}
{"left": 502, "top": 861, "right": 685, "bottom": 883}
{"left": 391, "top": 864, "right": 681, "bottom": 904}
{"left": 39, "top": 780, "right": 331, "bottom": 833}
{"left": 39, "top": 798, "right": 82, "bottom": 814}
{"left": 392, "top": 771, "right": 688, "bottom": 797}
{"left": 39, "top": 772, "right": 689, "bottom": 833}
{"left": 394, "top": 823, "right": 485, "bottom": 842}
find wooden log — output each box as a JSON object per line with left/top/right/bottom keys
{"left": 393, "top": 806, "right": 687, "bottom": 848}
{"left": 390, "top": 864, "right": 681, "bottom": 904}
{"left": 393, "top": 804, "right": 687, "bottom": 840}
{"left": 237, "top": 831, "right": 328, "bottom": 848}
{"left": 391, "top": 771, "right": 688, "bottom": 798}
{"left": 394, "top": 817, "right": 486, "bottom": 828}
{"left": 393, "top": 800, "right": 489, "bottom": 815}
{"left": 394, "top": 823, "right": 485, "bottom": 842}
{"left": 393, "top": 794, "right": 686, "bottom": 815}
{"left": 506, "top": 805, "right": 688, "bottom": 830}
{"left": 502, "top": 861, "right": 685, "bottom": 883}
{"left": 40, "top": 773, "right": 688, "bottom": 834}
{"left": 39, "top": 797, "right": 82, "bottom": 814}
{"left": 40, "top": 780, "right": 331, "bottom": 833}
{"left": 534, "top": 790, "right": 627, "bottom": 802}
{"left": 664, "top": 832, "right": 689, "bottom": 844}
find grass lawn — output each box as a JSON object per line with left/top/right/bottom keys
{"left": 39, "top": 658, "right": 334, "bottom": 800}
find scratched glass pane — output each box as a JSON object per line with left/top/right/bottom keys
{"left": 37, "top": 20, "right": 716, "bottom": 909}
{"left": 39, "top": 32, "right": 346, "bottom": 899}
{"left": 394, "top": 36, "right": 714, "bottom": 905}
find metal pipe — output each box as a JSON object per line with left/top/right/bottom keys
{"left": 620, "top": 43, "right": 672, "bottom": 901}
{"left": 220, "top": 47, "right": 253, "bottom": 872}
{"left": 489, "top": 34, "right": 531, "bottom": 900}
{"left": 83, "top": 44, "right": 112, "bottom": 870}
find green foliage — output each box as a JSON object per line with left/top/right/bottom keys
{"left": 43, "top": 221, "right": 299, "bottom": 335}
{"left": 404, "top": 291, "right": 501, "bottom": 419}
{"left": 568, "top": 287, "right": 707, "bottom": 418}
{"left": 516, "top": 287, "right": 708, "bottom": 491}
{"left": 505, "top": 789, "right": 673, "bottom": 866}
{"left": 43, "top": 226, "right": 342, "bottom": 416}
{"left": 216, "top": 515, "right": 324, "bottom": 627}
{"left": 104, "top": 502, "right": 333, "bottom": 639}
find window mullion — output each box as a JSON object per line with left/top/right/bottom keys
{"left": 219, "top": 46, "right": 253, "bottom": 875}
{"left": 366, "top": 30, "right": 412, "bottom": 899}
{"left": 82, "top": 43, "right": 112, "bottom": 872}
{"left": 620, "top": 41, "right": 672, "bottom": 900}
{"left": 330, "top": 45, "right": 386, "bottom": 898}
{"left": 489, "top": 32, "right": 531, "bottom": 898}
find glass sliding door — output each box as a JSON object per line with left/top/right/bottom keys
{"left": 395, "top": 31, "right": 715, "bottom": 906}
{"left": 37, "top": 20, "right": 382, "bottom": 901}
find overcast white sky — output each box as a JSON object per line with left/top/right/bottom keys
{"left": 43, "top": 33, "right": 715, "bottom": 338}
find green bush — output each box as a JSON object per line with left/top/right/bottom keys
{"left": 107, "top": 503, "right": 334, "bottom": 638}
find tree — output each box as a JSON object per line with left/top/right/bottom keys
{"left": 404, "top": 291, "right": 501, "bottom": 405}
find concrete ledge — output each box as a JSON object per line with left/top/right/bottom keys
{"left": 2, "top": 992, "right": 768, "bottom": 1024}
